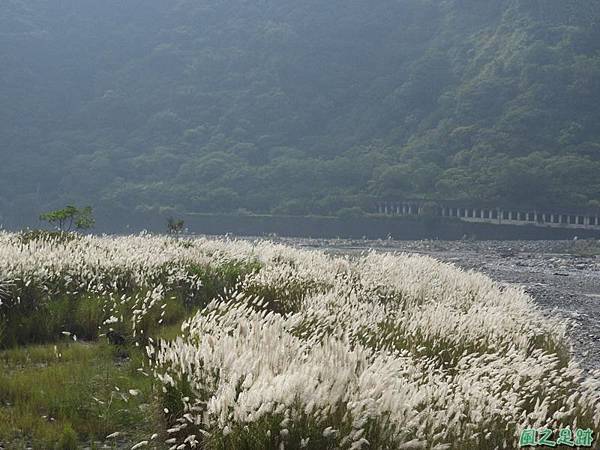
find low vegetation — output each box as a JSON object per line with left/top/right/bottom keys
{"left": 0, "top": 341, "right": 155, "bottom": 449}
{"left": 0, "top": 231, "right": 599, "bottom": 449}
{"left": 553, "top": 239, "right": 600, "bottom": 257}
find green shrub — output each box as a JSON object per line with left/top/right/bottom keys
{"left": 56, "top": 423, "right": 78, "bottom": 450}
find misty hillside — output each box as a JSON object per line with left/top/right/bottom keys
{"left": 2, "top": 0, "right": 600, "bottom": 222}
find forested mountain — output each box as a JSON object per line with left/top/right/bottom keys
{"left": 2, "top": 0, "right": 600, "bottom": 223}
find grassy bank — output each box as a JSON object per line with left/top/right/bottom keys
{"left": 0, "top": 231, "right": 262, "bottom": 448}
{"left": 0, "top": 341, "right": 156, "bottom": 449}
{"left": 0, "top": 231, "right": 599, "bottom": 449}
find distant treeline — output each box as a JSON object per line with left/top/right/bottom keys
{"left": 86, "top": 212, "right": 600, "bottom": 240}
{"left": 1, "top": 0, "right": 600, "bottom": 222}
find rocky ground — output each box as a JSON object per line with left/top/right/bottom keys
{"left": 270, "top": 237, "right": 600, "bottom": 373}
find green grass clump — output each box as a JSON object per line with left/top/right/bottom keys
{"left": 57, "top": 423, "right": 78, "bottom": 450}
{"left": 0, "top": 294, "right": 107, "bottom": 348}
{"left": 185, "top": 259, "right": 263, "bottom": 306}
{"left": 0, "top": 342, "right": 159, "bottom": 449}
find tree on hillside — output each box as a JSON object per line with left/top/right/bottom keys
{"left": 39, "top": 205, "right": 95, "bottom": 231}
{"left": 167, "top": 217, "right": 185, "bottom": 234}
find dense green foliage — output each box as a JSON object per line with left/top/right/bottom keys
{"left": 39, "top": 205, "right": 95, "bottom": 231}
{"left": 1, "top": 0, "right": 600, "bottom": 223}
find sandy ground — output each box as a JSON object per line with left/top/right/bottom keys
{"left": 271, "top": 237, "right": 600, "bottom": 373}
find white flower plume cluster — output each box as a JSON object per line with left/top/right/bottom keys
{"left": 0, "top": 232, "right": 598, "bottom": 449}
{"left": 0, "top": 232, "right": 212, "bottom": 293}
{"left": 147, "top": 238, "right": 600, "bottom": 449}
{"left": 0, "top": 232, "right": 237, "bottom": 338}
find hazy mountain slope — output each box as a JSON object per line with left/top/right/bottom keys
{"left": 1, "top": 0, "right": 599, "bottom": 223}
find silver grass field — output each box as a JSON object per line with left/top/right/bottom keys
{"left": 0, "top": 231, "right": 599, "bottom": 449}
